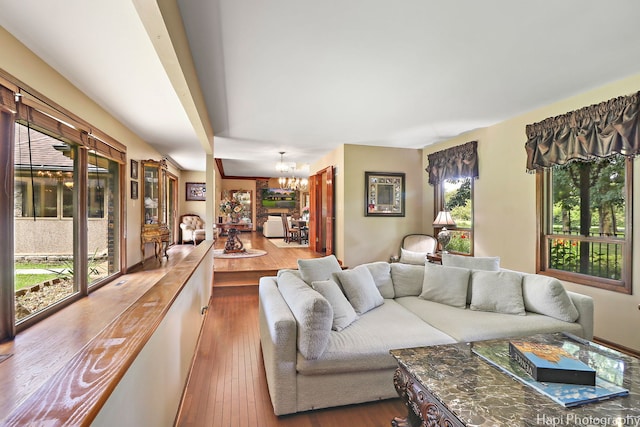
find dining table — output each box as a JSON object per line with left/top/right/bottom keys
{"left": 290, "top": 219, "right": 308, "bottom": 243}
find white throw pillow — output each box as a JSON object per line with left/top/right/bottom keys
{"left": 390, "top": 263, "right": 425, "bottom": 297}
{"left": 522, "top": 274, "right": 579, "bottom": 322}
{"left": 470, "top": 270, "right": 525, "bottom": 315}
{"left": 278, "top": 271, "right": 333, "bottom": 359}
{"left": 358, "top": 262, "right": 395, "bottom": 298}
{"left": 442, "top": 254, "right": 500, "bottom": 271}
{"left": 333, "top": 268, "right": 384, "bottom": 315}
{"left": 420, "top": 263, "right": 470, "bottom": 309}
{"left": 399, "top": 248, "right": 428, "bottom": 265}
{"left": 312, "top": 279, "right": 358, "bottom": 331}
{"left": 297, "top": 255, "right": 342, "bottom": 285}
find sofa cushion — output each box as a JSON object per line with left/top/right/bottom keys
{"left": 420, "top": 263, "right": 470, "bottom": 309}
{"left": 399, "top": 248, "right": 427, "bottom": 265}
{"left": 442, "top": 253, "right": 500, "bottom": 271}
{"left": 360, "top": 262, "right": 395, "bottom": 298}
{"left": 390, "top": 263, "right": 424, "bottom": 297}
{"left": 470, "top": 270, "right": 525, "bottom": 315}
{"left": 278, "top": 271, "right": 333, "bottom": 359}
{"left": 395, "top": 296, "right": 585, "bottom": 342}
{"left": 298, "top": 255, "right": 342, "bottom": 285}
{"left": 296, "top": 299, "right": 457, "bottom": 375}
{"left": 277, "top": 268, "right": 302, "bottom": 280}
{"left": 522, "top": 274, "right": 579, "bottom": 322}
{"left": 334, "top": 268, "right": 384, "bottom": 315}
{"left": 312, "top": 279, "right": 358, "bottom": 331}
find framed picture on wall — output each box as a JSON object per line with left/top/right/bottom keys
{"left": 186, "top": 182, "right": 206, "bottom": 201}
{"left": 365, "top": 172, "right": 405, "bottom": 217}
{"left": 131, "top": 180, "right": 138, "bottom": 199}
{"left": 130, "top": 159, "right": 138, "bottom": 179}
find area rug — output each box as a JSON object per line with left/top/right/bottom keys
{"left": 269, "top": 238, "right": 309, "bottom": 248}
{"left": 213, "top": 249, "right": 267, "bottom": 259}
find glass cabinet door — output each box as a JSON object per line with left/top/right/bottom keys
{"left": 143, "top": 162, "right": 160, "bottom": 224}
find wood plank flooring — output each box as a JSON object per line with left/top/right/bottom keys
{"left": 213, "top": 232, "right": 324, "bottom": 286}
{"left": 178, "top": 232, "right": 405, "bottom": 426}
{"left": 175, "top": 285, "right": 405, "bottom": 427}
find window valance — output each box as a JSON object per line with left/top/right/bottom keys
{"left": 525, "top": 91, "right": 640, "bottom": 172}
{"left": 0, "top": 78, "right": 125, "bottom": 163}
{"left": 426, "top": 140, "right": 478, "bottom": 185}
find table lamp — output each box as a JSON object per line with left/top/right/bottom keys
{"left": 433, "top": 211, "right": 456, "bottom": 253}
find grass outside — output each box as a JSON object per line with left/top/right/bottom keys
{"left": 15, "top": 261, "right": 67, "bottom": 290}
{"left": 16, "top": 274, "right": 59, "bottom": 290}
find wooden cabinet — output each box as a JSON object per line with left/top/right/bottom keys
{"left": 141, "top": 159, "right": 169, "bottom": 263}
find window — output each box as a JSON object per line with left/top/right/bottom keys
{"left": 439, "top": 178, "right": 473, "bottom": 254}
{"left": 0, "top": 77, "right": 126, "bottom": 339}
{"left": 538, "top": 156, "right": 631, "bottom": 293}
{"left": 427, "top": 141, "right": 478, "bottom": 255}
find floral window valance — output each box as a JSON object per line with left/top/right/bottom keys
{"left": 426, "top": 140, "right": 478, "bottom": 185}
{"left": 525, "top": 91, "right": 640, "bottom": 172}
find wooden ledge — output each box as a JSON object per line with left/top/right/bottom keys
{"left": 1, "top": 242, "right": 213, "bottom": 426}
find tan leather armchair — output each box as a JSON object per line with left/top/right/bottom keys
{"left": 180, "top": 214, "right": 205, "bottom": 244}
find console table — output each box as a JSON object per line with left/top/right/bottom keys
{"left": 390, "top": 334, "right": 640, "bottom": 427}
{"left": 141, "top": 224, "right": 169, "bottom": 264}
{"left": 216, "top": 222, "right": 251, "bottom": 253}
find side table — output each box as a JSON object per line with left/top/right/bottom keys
{"left": 426, "top": 253, "right": 442, "bottom": 264}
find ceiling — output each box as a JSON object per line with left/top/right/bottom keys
{"left": 2, "top": 1, "right": 640, "bottom": 177}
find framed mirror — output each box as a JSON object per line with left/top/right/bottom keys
{"left": 365, "top": 172, "right": 405, "bottom": 217}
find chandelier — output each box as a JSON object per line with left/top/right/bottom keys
{"left": 276, "top": 151, "right": 308, "bottom": 191}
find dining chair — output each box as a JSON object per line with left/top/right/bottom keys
{"left": 281, "top": 213, "right": 300, "bottom": 243}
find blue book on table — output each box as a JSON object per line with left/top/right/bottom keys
{"left": 472, "top": 339, "right": 629, "bottom": 408}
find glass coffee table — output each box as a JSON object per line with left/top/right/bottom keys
{"left": 390, "top": 333, "right": 640, "bottom": 427}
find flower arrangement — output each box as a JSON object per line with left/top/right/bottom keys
{"left": 302, "top": 206, "right": 309, "bottom": 215}
{"left": 219, "top": 196, "right": 244, "bottom": 217}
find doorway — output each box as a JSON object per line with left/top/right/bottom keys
{"left": 309, "top": 166, "right": 334, "bottom": 255}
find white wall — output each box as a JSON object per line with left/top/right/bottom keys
{"left": 422, "top": 74, "right": 640, "bottom": 352}
{"left": 92, "top": 249, "right": 213, "bottom": 427}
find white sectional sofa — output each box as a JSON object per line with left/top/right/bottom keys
{"left": 258, "top": 254, "right": 594, "bottom": 415}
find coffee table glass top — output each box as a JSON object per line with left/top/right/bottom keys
{"left": 390, "top": 333, "right": 640, "bottom": 426}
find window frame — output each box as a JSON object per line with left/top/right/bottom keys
{"left": 0, "top": 73, "right": 127, "bottom": 340}
{"left": 434, "top": 177, "right": 474, "bottom": 256}
{"left": 535, "top": 158, "right": 633, "bottom": 294}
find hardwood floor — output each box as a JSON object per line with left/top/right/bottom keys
{"left": 175, "top": 286, "right": 405, "bottom": 427}
{"left": 178, "top": 232, "right": 405, "bottom": 426}
{"left": 212, "top": 231, "right": 325, "bottom": 286}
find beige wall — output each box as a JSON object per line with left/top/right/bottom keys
{"left": 220, "top": 179, "right": 257, "bottom": 228}
{"left": 1, "top": 27, "right": 175, "bottom": 268}
{"left": 180, "top": 170, "right": 207, "bottom": 219}
{"left": 312, "top": 144, "right": 425, "bottom": 267}
{"left": 422, "top": 74, "right": 640, "bottom": 351}
{"left": 343, "top": 145, "right": 425, "bottom": 268}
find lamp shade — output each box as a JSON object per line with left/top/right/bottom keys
{"left": 433, "top": 211, "right": 456, "bottom": 228}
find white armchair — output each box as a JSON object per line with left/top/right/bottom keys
{"left": 180, "top": 214, "right": 205, "bottom": 244}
